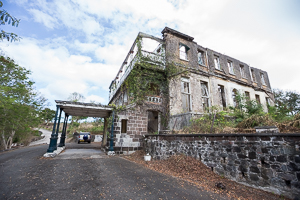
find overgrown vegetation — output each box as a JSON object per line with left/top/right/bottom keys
{"left": 185, "top": 90, "right": 300, "bottom": 133}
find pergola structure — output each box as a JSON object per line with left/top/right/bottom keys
{"left": 47, "top": 100, "right": 113, "bottom": 153}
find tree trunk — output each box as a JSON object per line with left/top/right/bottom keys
{"left": 6, "top": 130, "right": 15, "bottom": 149}
{"left": 2, "top": 131, "right": 7, "bottom": 150}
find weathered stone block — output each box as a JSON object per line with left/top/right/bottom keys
{"left": 249, "top": 173, "right": 259, "bottom": 181}
{"left": 276, "top": 155, "right": 287, "bottom": 162}
{"left": 295, "top": 156, "right": 300, "bottom": 163}
{"left": 237, "top": 153, "right": 247, "bottom": 159}
{"left": 239, "top": 165, "right": 248, "bottom": 172}
{"left": 250, "top": 166, "right": 260, "bottom": 173}
{"left": 279, "top": 173, "right": 296, "bottom": 181}
{"left": 233, "top": 146, "right": 241, "bottom": 152}
{"left": 261, "top": 168, "right": 273, "bottom": 180}
{"left": 249, "top": 152, "right": 256, "bottom": 159}
{"left": 288, "top": 162, "right": 299, "bottom": 171}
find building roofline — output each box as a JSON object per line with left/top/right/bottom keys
{"left": 161, "top": 27, "right": 194, "bottom": 41}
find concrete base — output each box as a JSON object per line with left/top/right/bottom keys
{"left": 43, "top": 146, "right": 65, "bottom": 158}
{"left": 107, "top": 151, "right": 115, "bottom": 156}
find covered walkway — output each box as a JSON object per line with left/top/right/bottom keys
{"left": 46, "top": 100, "right": 113, "bottom": 153}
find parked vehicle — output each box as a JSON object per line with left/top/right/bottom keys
{"left": 77, "top": 132, "right": 91, "bottom": 144}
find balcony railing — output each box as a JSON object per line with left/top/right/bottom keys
{"left": 109, "top": 50, "right": 165, "bottom": 101}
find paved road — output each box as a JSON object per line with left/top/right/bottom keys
{"left": 0, "top": 143, "right": 228, "bottom": 200}
{"left": 29, "top": 129, "right": 60, "bottom": 146}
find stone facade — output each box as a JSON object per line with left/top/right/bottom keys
{"left": 144, "top": 133, "right": 300, "bottom": 199}
{"left": 107, "top": 27, "right": 275, "bottom": 154}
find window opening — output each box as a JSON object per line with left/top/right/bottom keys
{"left": 179, "top": 44, "right": 188, "bottom": 60}
{"left": 265, "top": 97, "right": 270, "bottom": 105}
{"left": 228, "top": 61, "right": 234, "bottom": 74}
{"left": 214, "top": 56, "right": 221, "bottom": 70}
{"left": 255, "top": 94, "right": 260, "bottom": 104}
{"left": 251, "top": 69, "right": 256, "bottom": 82}
{"left": 198, "top": 51, "right": 205, "bottom": 66}
{"left": 121, "top": 119, "right": 127, "bottom": 133}
{"left": 124, "top": 91, "right": 128, "bottom": 103}
{"left": 181, "top": 77, "right": 191, "bottom": 112}
{"left": 218, "top": 85, "right": 226, "bottom": 108}
{"left": 240, "top": 65, "right": 245, "bottom": 78}
{"left": 232, "top": 89, "right": 239, "bottom": 108}
{"left": 261, "top": 73, "right": 266, "bottom": 85}
{"left": 245, "top": 91, "right": 250, "bottom": 100}
{"left": 201, "top": 81, "right": 209, "bottom": 111}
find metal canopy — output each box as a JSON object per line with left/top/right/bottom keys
{"left": 55, "top": 100, "right": 112, "bottom": 118}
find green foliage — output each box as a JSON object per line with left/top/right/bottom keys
{"left": 40, "top": 108, "right": 56, "bottom": 124}
{"left": 270, "top": 89, "right": 300, "bottom": 121}
{"left": 0, "top": 1, "right": 21, "bottom": 42}
{"left": 229, "top": 92, "right": 264, "bottom": 123}
{"left": 185, "top": 106, "right": 234, "bottom": 133}
{"left": 0, "top": 56, "right": 46, "bottom": 149}
{"left": 67, "top": 92, "right": 88, "bottom": 123}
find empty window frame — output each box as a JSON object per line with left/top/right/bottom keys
{"left": 123, "top": 91, "right": 128, "bottom": 103}
{"left": 121, "top": 119, "right": 127, "bottom": 133}
{"left": 218, "top": 85, "right": 226, "bottom": 108}
{"left": 181, "top": 77, "right": 191, "bottom": 112}
{"left": 255, "top": 94, "right": 261, "bottom": 104}
{"left": 261, "top": 73, "right": 266, "bottom": 85}
{"left": 179, "top": 44, "right": 189, "bottom": 60}
{"left": 265, "top": 97, "right": 270, "bottom": 105}
{"left": 245, "top": 91, "right": 250, "bottom": 100}
{"left": 251, "top": 69, "right": 256, "bottom": 82}
{"left": 198, "top": 51, "right": 205, "bottom": 66}
{"left": 228, "top": 61, "right": 234, "bottom": 74}
{"left": 232, "top": 89, "right": 239, "bottom": 108}
{"left": 201, "top": 81, "right": 209, "bottom": 111}
{"left": 214, "top": 56, "right": 221, "bottom": 70}
{"left": 240, "top": 65, "right": 246, "bottom": 78}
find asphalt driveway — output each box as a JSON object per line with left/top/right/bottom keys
{"left": 0, "top": 143, "right": 228, "bottom": 200}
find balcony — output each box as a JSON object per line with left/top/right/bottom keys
{"left": 109, "top": 50, "right": 165, "bottom": 101}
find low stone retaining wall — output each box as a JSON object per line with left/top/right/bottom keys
{"left": 144, "top": 133, "right": 300, "bottom": 199}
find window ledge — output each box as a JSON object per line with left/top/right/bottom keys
{"left": 180, "top": 58, "right": 189, "bottom": 62}
{"left": 198, "top": 63, "right": 207, "bottom": 67}
{"left": 215, "top": 68, "right": 223, "bottom": 72}
{"left": 229, "top": 72, "right": 235, "bottom": 75}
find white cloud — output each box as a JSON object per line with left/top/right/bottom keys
{"left": 3, "top": 0, "right": 300, "bottom": 113}
{"left": 28, "top": 8, "right": 57, "bottom": 29}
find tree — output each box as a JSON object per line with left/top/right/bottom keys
{"left": 40, "top": 108, "right": 56, "bottom": 125}
{"left": 68, "top": 92, "right": 85, "bottom": 102}
{"left": 0, "top": 56, "right": 46, "bottom": 150}
{"left": 0, "top": 1, "right": 20, "bottom": 42}
{"left": 270, "top": 89, "right": 300, "bottom": 120}
{"left": 68, "top": 92, "right": 87, "bottom": 123}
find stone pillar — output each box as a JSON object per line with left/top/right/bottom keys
{"left": 102, "top": 117, "right": 108, "bottom": 148}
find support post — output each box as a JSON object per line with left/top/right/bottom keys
{"left": 47, "top": 105, "right": 60, "bottom": 153}
{"left": 102, "top": 117, "right": 108, "bottom": 148}
{"left": 109, "top": 111, "right": 115, "bottom": 151}
{"left": 54, "top": 108, "right": 63, "bottom": 150}
{"left": 58, "top": 114, "right": 68, "bottom": 147}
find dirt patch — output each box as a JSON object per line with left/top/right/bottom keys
{"left": 125, "top": 150, "right": 290, "bottom": 200}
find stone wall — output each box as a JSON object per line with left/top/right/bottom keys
{"left": 144, "top": 133, "right": 300, "bottom": 199}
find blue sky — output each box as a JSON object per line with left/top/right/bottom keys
{"left": 1, "top": 0, "right": 300, "bottom": 110}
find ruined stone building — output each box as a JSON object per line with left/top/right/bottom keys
{"left": 108, "top": 27, "right": 274, "bottom": 154}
